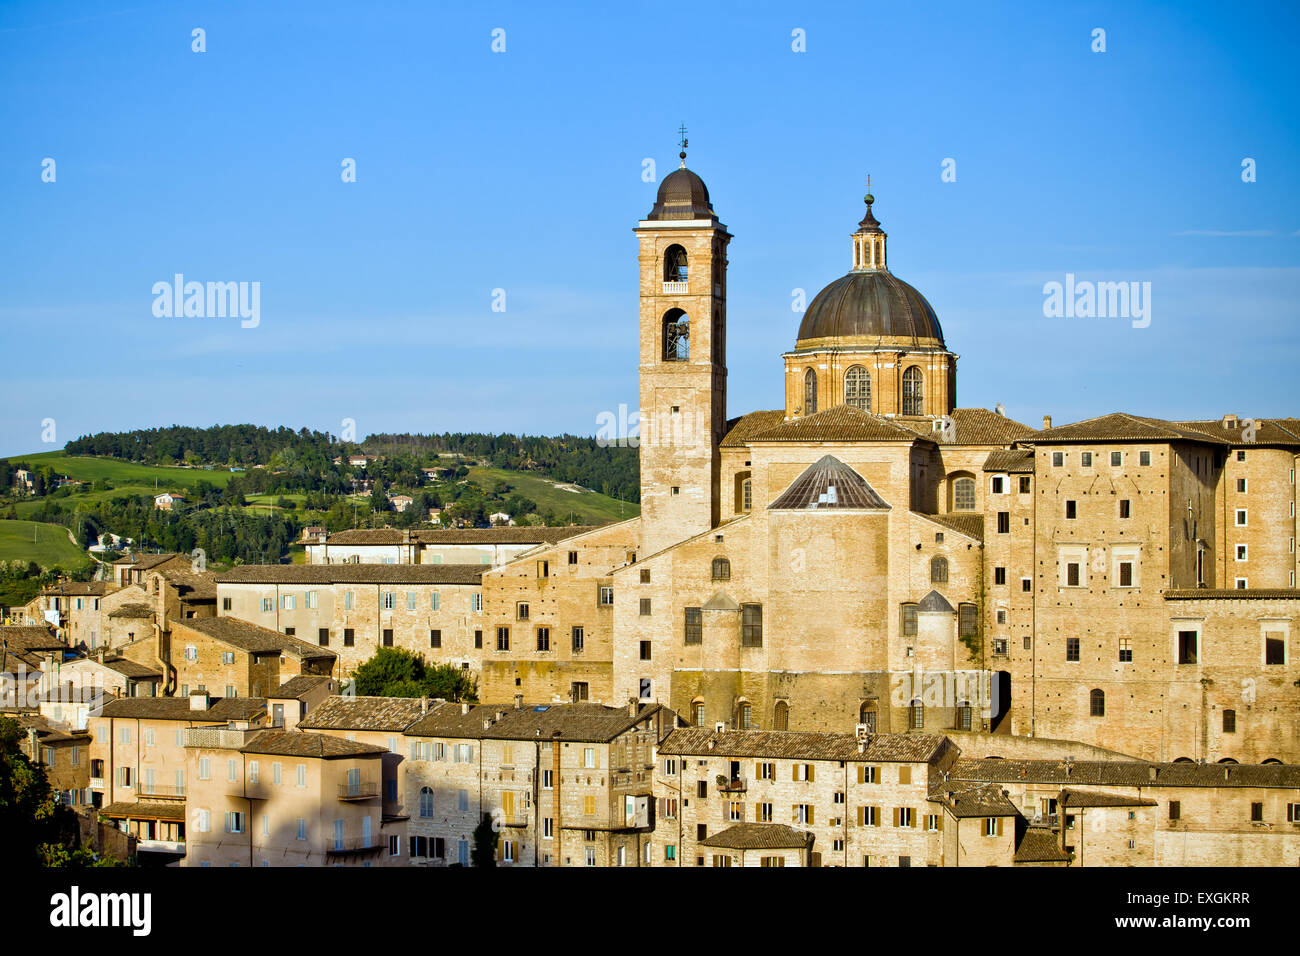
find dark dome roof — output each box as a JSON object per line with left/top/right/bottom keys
{"left": 796, "top": 270, "right": 944, "bottom": 347}
{"left": 647, "top": 167, "right": 714, "bottom": 221}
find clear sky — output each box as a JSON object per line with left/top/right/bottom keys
{"left": 2, "top": 0, "right": 1298, "bottom": 457}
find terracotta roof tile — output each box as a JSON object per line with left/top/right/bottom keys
{"left": 240, "top": 729, "right": 387, "bottom": 758}
{"left": 700, "top": 823, "right": 812, "bottom": 850}
{"left": 720, "top": 410, "right": 786, "bottom": 448}
{"left": 750, "top": 406, "right": 927, "bottom": 444}
{"left": 659, "top": 728, "right": 949, "bottom": 763}
{"left": 172, "top": 617, "right": 336, "bottom": 661}
{"left": 214, "top": 564, "right": 484, "bottom": 586}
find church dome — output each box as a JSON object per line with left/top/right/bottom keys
{"left": 647, "top": 166, "right": 714, "bottom": 221}
{"left": 795, "top": 193, "right": 945, "bottom": 349}
{"left": 796, "top": 269, "right": 944, "bottom": 347}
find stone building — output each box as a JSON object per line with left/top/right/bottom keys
{"left": 168, "top": 617, "right": 335, "bottom": 700}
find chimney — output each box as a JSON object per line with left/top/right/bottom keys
{"left": 1222, "top": 413, "right": 1238, "bottom": 429}
{"left": 420, "top": 696, "right": 428, "bottom": 715}
{"left": 189, "top": 690, "right": 209, "bottom": 711}
{"left": 1042, "top": 415, "right": 1052, "bottom": 430}
{"left": 514, "top": 693, "right": 524, "bottom": 711}
{"left": 461, "top": 702, "right": 470, "bottom": 715}
{"left": 628, "top": 697, "right": 639, "bottom": 718}
{"left": 857, "top": 739, "right": 866, "bottom": 754}
{"left": 1148, "top": 766, "right": 1157, "bottom": 781}
{"left": 495, "top": 710, "right": 506, "bottom": 721}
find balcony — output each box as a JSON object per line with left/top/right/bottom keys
{"left": 662, "top": 281, "right": 688, "bottom": 294}
{"left": 137, "top": 839, "right": 186, "bottom": 855}
{"left": 716, "top": 775, "right": 747, "bottom": 793}
{"left": 337, "top": 781, "right": 380, "bottom": 801}
{"left": 89, "top": 777, "right": 105, "bottom": 790}
{"left": 326, "top": 838, "right": 383, "bottom": 857}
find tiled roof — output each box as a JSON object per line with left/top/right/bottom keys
{"left": 1029, "top": 413, "right": 1230, "bottom": 445}
{"left": 1164, "top": 589, "right": 1300, "bottom": 601}
{"left": 928, "top": 781, "right": 1018, "bottom": 817}
{"left": 951, "top": 758, "right": 1300, "bottom": 789}
{"left": 720, "top": 410, "right": 786, "bottom": 448}
{"left": 214, "top": 564, "right": 485, "bottom": 586}
{"left": 767, "top": 455, "right": 891, "bottom": 510}
{"left": 750, "top": 405, "right": 926, "bottom": 444}
{"left": 983, "top": 449, "right": 1035, "bottom": 473}
{"left": 298, "top": 695, "right": 431, "bottom": 732}
{"left": 1059, "top": 788, "right": 1157, "bottom": 808}
{"left": 172, "top": 617, "right": 336, "bottom": 661}
{"left": 699, "top": 823, "right": 812, "bottom": 850}
{"left": 321, "top": 527, "right": 600, "bottom": 546}
{"left": 1175, "top": 418, "right": 1300, "bottom": 447}
{"left": 99, "top": 657, "right": 162, "bottom": 679}
{"left": 108, "top": 603, "right": 154, "bottom": 619}
{"left": 917, "top": 590, "right": 954, "bottom": 613}
{"left": 271, "top": 675, "right": 337, "bottom": 700}
{"left": 0, "top": 625, "right": 64, "bottom": 651}
{"left": 896, "top": 408, "right": 1037, "bottom": 445}
{"left": 406, "top": 701, "right": 662, "bottom": 743}
{"left": 1014, "top": 826, "right": 1071, "bottom": 863}
{"left": 157, "top": 569, "right": 217, "bottom": 600}
{"left": 919, "top": 513, "right": 985, "bottom": 541}
{"left": 240, "top": 730, "right": 387, "bottom": 758}
{"left": 39, "top": 581, "right": 110, "bottom": 597}
{"left": 98, "top": 696, "right": 266, "bottom": 722}
{"left": 659, "top": 728, "right": 950, "bottom": 763}
{"left": 101, "top": 801, "right": 186, "bottom": 822}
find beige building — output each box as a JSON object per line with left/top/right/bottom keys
{"left": 303, "top": 526, "right": 597, "bottom": 567}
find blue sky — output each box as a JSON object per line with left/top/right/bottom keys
{"left": 2, "top": 0, "right": 1298, "bottom": 457}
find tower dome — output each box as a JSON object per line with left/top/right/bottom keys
{"left": 795, "top": 194, "right": 944, "bottom": 349}
{"left": 647, "top": 167, "right": 714, "bottom": 221}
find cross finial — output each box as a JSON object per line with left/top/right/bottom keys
{"left": 678, "top": 123, "right": 689, "bottom": 167}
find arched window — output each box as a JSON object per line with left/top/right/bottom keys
{"left": 663, "top": 244, "right": 689, "bottom": 283}
{"left": 419, "top": 786, "right": 434, "bottom": 818}
{"left": 662, "top": 309, "right": 689, "bottom": 361}
{"left": 692, "top": 700, "right": 705, "bottom": 726}
{"left": 774, "top": 700, "right": 789, "bottom": 731}
{"left": 1089, "top": 689, "right": 1105, "bottom": 717}
{"left": 902, "top": 366, "right": 923, "bottom": 416}
{"left": 858, "top": 701, "right": 876, "bottom": 734}
{"left": 931, "top": 556, "right": 949, "bottom": 584}
{"left": 956, "top": 700, "right": 972, "bottom": 731}
{"left": 736, "top": 701, "right": 753, "bottom": 729}
{"left": 803, "top": 368, "right": 818, "bottom": 415}
{"left": 712, "top": 556, "right": 730, "bottom": 581}
{"left": 844, "top": 365, "right": 871, "bottom": 411}
{"left": 909, "top": 698, "right": 924, "bottom": 730}
{"left": 952, "top": 476, "right": 976, "bottom": 511}
{"left": 742, "top": 478, "right": 752, "bottom": 512}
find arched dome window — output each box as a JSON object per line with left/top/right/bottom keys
{"left": 735, "top": 700, "right": 753, "bottom": 729}
{"left": 902, "top": 366, "right": 923, "bottom": 416}
{"left": 663, "top": 244, "right": 689, "bottom": 283}
{"left": 803, "top": 368, "right": 818, "bottom": 415}
{"left": 845, "top": 365, "right": 871, "bottom": 411}
{"left": 711, "top": 556, "right": 731, "bottom": 581}
{"left": 952, "top": 476, "right": 976, "bottom": 511}
{"left": 930, "top": 556, "right": 949, "bottom": 584}
{"left": 662, "top": 309, "right": 689, "bottom": 362}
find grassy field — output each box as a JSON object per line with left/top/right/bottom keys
{"left": 466, "top": 467, "right": 638, "bottom": 525}
{"left": 0, "top": 519, "right": 91, "bottom": 569}
{"left": 14, "top": 451, "right": 235, "bottom": 490}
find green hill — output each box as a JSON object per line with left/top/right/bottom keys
{"left": 465, "top": 466, "right": 639, "bottom": 525}
{"left": 0, "top": 520, "right": 91, "bottom": 570}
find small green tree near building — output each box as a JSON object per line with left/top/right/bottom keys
{"left": 471, "top": 814, "right": 498, "bottom": 867}
{"left": 350, "top": 647, "right": 478, "bottom": 702}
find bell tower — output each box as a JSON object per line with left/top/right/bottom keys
{"left": 634, "top": 135, "right": 730, "bottom": 557}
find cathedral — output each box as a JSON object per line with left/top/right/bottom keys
{"left": 477, "top": 153, "right": 1300, "bottom": 765}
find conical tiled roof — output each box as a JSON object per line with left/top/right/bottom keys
{"left": 767, "top": 455, "right": 891, "bottom": 511}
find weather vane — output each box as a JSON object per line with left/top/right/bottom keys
{"left": 678, "top": 123, "right": 688, "bottom": 167}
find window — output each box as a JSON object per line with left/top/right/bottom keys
{"left": 1110, "top": 451, "right": 1122, "bottom": 466}
{"left": 430, "top": 629, "right": 441, "bottom": 648}
{"left": 1019, "top": 476, "right": 1031, "bottom": 493}
{"left": 741, "top": 604, "right": 763, "bottom": 647}
{"left": 225, "top": 811, "right": 244, "bottom": 834}
{"left": 517, "top": 602, "right": 529, "bottom": 621}
{"left": 859, "top": 806, "right": 878, "bottom": 826}
{"left": 474, "top": 629, "right": 482, "bottom": 649}
{"left": 1022, "top": 577, "right": 1032, "bottom": 592}
{"left": 803, "top": 368, "right": 818, "bottom": 415}
{"left": 994, "top": 566, "right": 1006, "bottom": 585}
{"left": 901, "top": 603, "right": 918, "bottom": 637}
{"left": 958, "top": 604, "right": 977, "bottom": 639}
{"left": 1066, "top": 638, "right": 1080, "bottom": 662}
{"left": 571, "top": 626, "right": 584, "bottom": 652}
{"left": 956, "top": 701, "right": 972, "bottom": 730}
{"left": 1089, "top": 689, "right": 1105, "bottom": 716}
{"left": 953, "top": 477, "right": 976, "bottom": 511}
{"left": 774, "top": 700, "right": 789, "bottom": 730}
{"left": 909, "top": 699, "right": 923, "bottom": 729}
{"left": 381, "top": 591, "right": 395, "bottom": 610}
{"left": 1177, "top": 630, "right": 1198, "bottom": 665}
{"left": 1052, "top": 452, "right": 1063, "bottom": 467}
{"left": 662, "top": 309, "right": 689, "bottom": 361}
{"left": 1250, "top": 802, "right": 1263, "bottom": 823}
{"left": 537, "top": 560, "right": 549, "bottom": 579}
{"left": 897, "top": 808, "right": 914, "bottom": 828}
{"left": 1118, "top": 560, "right": 1134, "bottom": 587}
{"left": 419, "top": 787, "right": 433, "bottom": 818}
{"left": 639, "top": 598, "right": 652, "bottom": 616}
{"left": 221, "top": 597, "right": 232, "bottom": 611}
{"left": 930, "top": 556, "right": 948, "bottom": 583}
{"left": 1065, "top": 500, "right": 1077, "bottom": 519}
{"left": 991, "top": 475, "right": 1005, "bottom": 494}
{"left": 1265, "top": 633, "right": 1286, "bottom": 665}
{"left": 568, "top": 550, "right": 578, "bottom": 566}
{"left": 844, "top": 365, "right": 871, "bottom": 411}
{"left": 901, "top": 367, "right": 923, "bottom": 416}
{"left": 496, "top": 627, "right": 510, "bottom": 651}
{"left": 1236, "top": 577, "right": 1249, "bottom": 589}
{"left": 1119, "top": 638, "right": 1133, "bottom": 662}
{"left": 536, "top": 627, "right": 551, "bottom": 651}
{"left": 1236, "top": 509, "right": 1248, "bottom": 526}
{"left": 1287, "top": 804, "right": 1300, "bottom": 824}
{"left": 742, "top": 478, "right": 752, "bottom": 512}
{"left": 1119, "top": 499, "right": 1131, "bottom": 519}
{"left": 684, "top": 607, "right": 702, "bottom": 645}
{"left": 344, "top": 628, "right": 355, "bottom": 647}
{"left": 598, "top": 586, "right": 614, "bottom": 606}
{"left": 382, "top": 628, "right": 393, "bottom": 647}
{"left": 184, "top": 646, "right": 197, "bottom": 662}
{"left": 711, "top": 556, "right": 731, "bottom": 581}
{"left": 639, "top": 640, "right": 651, "bottom": 661}
{"left": 297, "top": 764, "right": 306, "bottom": 787}
{"left": 261, "top": 598, "right": 274, "bottom": 613}
{"left": 1140, "top": 450, "right": 1151, "bottom": 466}
{"left": 1223, "top": 709, "right": 1236, "bottom": 733}
{"left": 1080, "top": 452, "right": 1092, "bottom": 467}
{"left": 997, "top": 512, "right": 1009, "bottom": 534}
{"left": 793, "top": 804, "right": 813, "bottom": 825}
{"left": 1066, "top": 562, "right": 1080, "bottom": 587}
